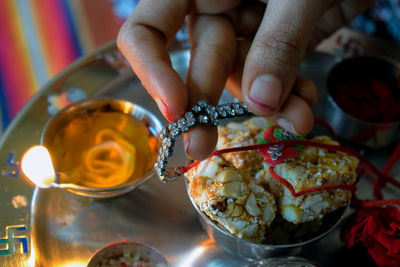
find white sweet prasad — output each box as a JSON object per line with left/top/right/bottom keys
{"left": 186, "top": 155, "right": 276, "bottom": 242}
{"left": 186, "top": 117, "right": 359, "bottom": 242}
{"left": 271, "top": 136, "right": 359, "bottom": 224}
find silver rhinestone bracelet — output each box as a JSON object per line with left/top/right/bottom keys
{"left": 154, "top": 100, "right": 252, "bottom": 182}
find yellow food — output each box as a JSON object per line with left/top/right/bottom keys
{"left": 216, "top": 118, "right": 358, "bottom": 224}
{"left": 47, "top": 109, "right": 158, "bottom": 187}
{"left": 185, "top": 155, "right": 277, "bottom": 242}
{"left": 81, "top": 129, "right": 136, "bottom": 188}
{"left": 185, "top": 117, "right": 359, "bottom": 242}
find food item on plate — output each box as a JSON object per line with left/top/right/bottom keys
{"left": 265, "top": 135, "right": 358, "bottom": 224}
{"left": 186, "top": 117, "right": 358, "bottom": 242}
{"left": 216, "top": 117, "right": 266, "bottom": 174}
{"left": 87, "top": 241, "right": 168, "bottom": 267}
{"left": 185, "top": 155, "right": 277, "bottom": 242}
{"left": 80, "top": 128, "right": 136, "bottom": 187}
{"left": 95, "top": 249, "right": 167, "bottom": 267}
{"left": 47, "top": 108, "right": 158, "bottom": 187}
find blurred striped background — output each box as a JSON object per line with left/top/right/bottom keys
{"left": 0, "top": 0, "right": 137, "bottom": 129}
{"left": 0, "top": 0, "right": 398, "bottom": 131}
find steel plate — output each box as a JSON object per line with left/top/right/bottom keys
{"left": 1, "top": 28, "right": 399, "bottom": 267}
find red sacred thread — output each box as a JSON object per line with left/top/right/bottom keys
{"left": 314, "top": 117, "right": 338, "bottom": 141}
{"left": 268, "top": 166, "right": 357, "bottom": 197}
{"left": 179, "top": 139, "right": 400, "bottom": 206}
{"left": 373, "top": 141, "right": 400, "bottom": 199}
{"left": 179, "top": 120, "right": 400, "bottom": 266}
{"left": 382, "top": 141, "right": 400, "bottom": 174}
{"left": 180, "top": 161, "right": 201, "bottom": 173}
{"left": 179, "top": 143, "right": 288, "bottom": 174}
{"left": 356, "top": 199, "right": 400, "bottom": 208}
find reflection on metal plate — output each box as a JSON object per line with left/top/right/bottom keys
{"left": 0, "top": 225, "right": 28, "bottom": 255}
{"left": 0, "top": 30, "right": 399, "bottom": 266}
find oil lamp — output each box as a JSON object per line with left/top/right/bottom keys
{"left": 20, "top": 99, "right": 162, "bottom": 198}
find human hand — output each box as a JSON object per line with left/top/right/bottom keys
{"left": 118, "top": 0, "right": 375, "bottom": 160}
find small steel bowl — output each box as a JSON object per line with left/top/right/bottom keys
{"left": 41, "top": 98, "right": 162, "bottom": 198}
{"left": 186, "top": 179, "right": 346, "bottom": 262}
{"left": 263, "top": 256, "right": 320, "bottom": 266}
{"left": 87, "top": 241, "right": 169, "bottom": 267}
{"left": 324, "top": 56, "right": 400, "bottom": 148}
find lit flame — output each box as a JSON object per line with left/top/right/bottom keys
{"left": 177, "top": 240, "right": 213, "bottom": 267}
{"left": 27, "top": 240, "right": 36, "bottom": 266}
{"left": 21, "top": 146, "right": 56, "bottom": 188}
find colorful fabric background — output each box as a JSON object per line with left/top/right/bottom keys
{"left": 0, "top": 0, "right": 137, "bottom": 130}
{"left": 0, "top": 0, "right": 398, "bottom": 131}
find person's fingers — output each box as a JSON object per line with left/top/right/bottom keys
{"left": 193, "top": 0, "right": 242, "bottom": 14}
{"left": 226, "top": 46, "right": 319, "bottom": 109}
{"left": 229, "top": 71, "right": 317, "bottom": 135}
{"left": 266, "top": 94, "right": 314, "bottom": 135}
{"left": 186, "top": 15, "right": 237, "bottom": 105}
{"left": 338, "top": 0, "right": 375, "bottom": 21}
{"left": 117, "top": 0, "right": 191, "bottom": 122}
{"left": 241, "top": 0, "right": 329, "bottom": 134}
{"left": 224, "top": 1, "right": 265, "bottom": 38}
{"left": 292, "top": 76, "right": 318, "bottom": 107}
{"left": 224, "top": 1, "right": 265, "bottom": 99}
{"left": 309, "top": 0, "right": 376, "bottom": 49}
{"left": 184, "top": 14, "right": 237, "bottom": 160}
{"left": 226, "top": 39, "right": 251, "bottom": 100}
{"left": 183, "top": 126, "right": 217, "bottom": 160}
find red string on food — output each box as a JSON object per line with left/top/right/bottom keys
{"left": 180, "top": 139, "right": 400, "bottom": 207}
{"left": 180, "top": 140, "right": 376, "bottom": 197}
{"left": 180, "top": 118, "right": 399, "bottom": 266}
{"left": 179, "top": 143, "right": 286, "bottom": 174}
{"left": 182, "top": 139, "right": 397, "bottom": 185}
{"left": 268, "top": 166, "right": 357, "bottom": 197}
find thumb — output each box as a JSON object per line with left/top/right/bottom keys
{"left": 242, "top": 0, "right": 326, "bottom": 133}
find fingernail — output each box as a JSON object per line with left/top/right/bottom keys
{"left": 155, "top": 98, "right": 174, "bottom": 122}
{"left": 248, "top": 75, "right": 282, "bottom": 112}
{"left": 277, "top": 117, "right": 300, "bottom": 136}
{"left": 184, "top": 135, "right": 192, "bottom": 159}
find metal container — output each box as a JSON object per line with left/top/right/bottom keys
{"left": 186, "top": 179, "right": 347, "bottom": 263}
{"left": 263, "top": 256, "right": 320, "bottom": 266}
{"left": 40, "top": 98, "right": 163, "bottom": 198}
{"left": 87, "top": 240, "right": 169, "bottom": 267}
{"left": 2, "top": 36, "right": 400, "bottom": 266}
{"left": 324, "top": 56, "right": 400, "bottom": 148}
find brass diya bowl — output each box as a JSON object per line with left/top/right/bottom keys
{"left": 185, "top": 179, "right": 347, "bottom": 263}
{"left": 324, "top": 56, "right": 400, "bottom": 148}
{"left": 87, "top": 241, "right": 169, "bottom": 267}
{"left": 41, "top": 98, "right": 162, "bottom": 198}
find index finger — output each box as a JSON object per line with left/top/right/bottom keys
{"left": 117, "top": 0, "right": 191, "bottom": 121}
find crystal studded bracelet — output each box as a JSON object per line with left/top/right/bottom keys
{"left": 155, "top": 100, "right": 252, "bottom": 182}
